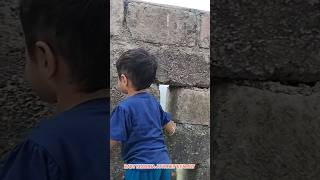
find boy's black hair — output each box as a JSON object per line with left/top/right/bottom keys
{"left": 19, "top": 0, "right": 108, "bottom": 93}
{"left": 116, "top": 48, "right": 158, "bottom": 91}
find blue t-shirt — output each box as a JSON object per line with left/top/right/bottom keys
{"left": 0, "top": 98, "right": 109, "bottom": 180}
{"left": 110, "top": 92, "right": 171, "bottom": 164}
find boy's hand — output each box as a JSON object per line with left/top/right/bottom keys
{"left": 164, "top": 120, "right": 176, "bottom": 136}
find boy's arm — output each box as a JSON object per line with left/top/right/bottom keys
{"left": 163, "top": 120, "right": 176, "bottom": 136}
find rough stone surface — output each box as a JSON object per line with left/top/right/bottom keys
{"left": 213, "top": 82, "right": 320, "bottom": 180}
{"left": 110, "top": 144, "right": 124, "bottom": 180}
{"left": 167, "top": 87, "right": 210, "bottom": 126}
{"left": 111, "top": 40, "right": 210, "bottom": 87}
{"left": 199, "top": 12, "right": 210, "bottom": 48}
{"left": 126, "top": 1, "right": 198, "bottom": 47}
{"left": 110, "top": 0, "right": 124, "bottom": 36}
{"left": 166, "top": 123, "right": 210, "bottom": 180}
{"left": 0, "top": 0, "right": 53, "bottom": 163}
{"left": 212, "top": 1, "right": 320, "bottom": 178}
{"left": 212, "top": 0, "right": 320, "bottom": 83}
{"left": 110, "top": 87, "right": 127, "bottom": 110}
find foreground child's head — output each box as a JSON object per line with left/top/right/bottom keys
{"left": 116, "top": 48, "right": 157, "bottom": 94}
{"left": 19, "top": 0, "right": 107, "bottom": 103}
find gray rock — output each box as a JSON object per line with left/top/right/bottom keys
{"left": 213, "top": 82, "right": 320, "bottom": 180}
{"left": 212, "top": 0, "right": 320, "bottom": 83}
{"left": 111, "top": 40, "right": 210, "bottom": 87}
{"left": 199, "top": 12, "right": 210, "bottom": 49}
{"left": 110, "top": 0, "right": 124, "bottom": 36}
{"left": 126, "top": 1, "right": 198, "bottom": 47}
{"left": 166, "top": 123, "right": 210, "bottom": 180}
{"left": 167, "top": 87, "right": 210, "bottom": 126}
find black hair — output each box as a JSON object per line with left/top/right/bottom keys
{"left": 19, "top": 0, "right": 108, "bottom": 93}
{"left": 116, "top": 48, "right": 158, "bottom": 91}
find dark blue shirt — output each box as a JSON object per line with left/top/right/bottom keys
{"left": 0, "top": 98, "right": 109, "bottom": 180}
{"left": 110, "top": 92, "right": 171, "bottom": 164}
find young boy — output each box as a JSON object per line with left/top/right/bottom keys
{"left": 0, "top": 0, "right": 109, "bottom": 180}
{"left": 110, "top": 48, "right": 176, "bottom": 180}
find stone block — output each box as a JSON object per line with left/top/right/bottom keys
{"left": 213, "top": 82, "right": 320, "bottom": 179}
{"left": 212, "top": 0, "right": 320, "bottom": 83}
{"left": 126, "top": 1, "right": 198, "bottom": 47}
{"left": 110, "top": 40, "right": 210, "bottom": 87}
{"left": 167, "top": 87, "right": 210, "bottom": 126}
{"left": 166, "top": 123, "right": 210, "bottom": 179}
{"left": 199, "top": 12, "right": 210, "bottom": 48}
{"left": 110, "top": 0, "right": 124, "bottom": 36}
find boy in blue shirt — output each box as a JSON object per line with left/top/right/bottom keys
{"left": 110, "top": 48, "right": 176, "bottom": 180}
{"left": 0, "top": 0, "right": 109, "bottom": 179}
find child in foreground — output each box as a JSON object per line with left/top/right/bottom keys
{"left": 0, "top": 0, "right": 109, "bottom": 179}
{"left": 110, "top": 48, "right": 176, "bottom": 180}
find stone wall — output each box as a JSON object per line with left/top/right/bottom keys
{"left": 111, "top": 0, "right": 210, "bottom": 179}
{"left": 212, "top": 0, "right": 320, "bottom": 179}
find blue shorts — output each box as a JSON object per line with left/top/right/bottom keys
{"left": 124, "top": 169, "right": 172, "bottom": 180}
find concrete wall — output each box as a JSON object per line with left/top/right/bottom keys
{"left": 213, "top": 0, "right": 320, "bottom": 179}
{"left": 111, "top": 0, "right": 210, "bottom": 179}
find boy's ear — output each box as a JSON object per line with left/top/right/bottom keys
{"left": 120, "top": 74, "right": 128, "bottom": 85}
{"left": 34, "top": 41, "right": 57, "bottom": 78}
